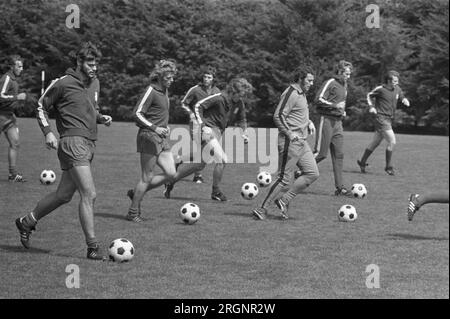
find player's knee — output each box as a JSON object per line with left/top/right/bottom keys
{"left": 9, "top": 140, "right": 20, "bottom": 150}
{"left": 81, "top": 189, "right": 97, "bottom": 202}
{"left": 166, "top": 170, "right": 177, "bottom": 181}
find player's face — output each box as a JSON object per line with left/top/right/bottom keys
{"left": 203, "top": 74, "right": 214, "bottom": 87}
{"left": 12, "top": 61, "right": 23, "bottom": 77}
{"left": 301, "top": 73, "right": 314, "bottom": 92}
{"left": 390, "top": 76, "right": 399, "bottom": 86}
{"left": 81, "top": 59, "right": 98, "bottom": 79}
{"left": 231, "top": 91, "right": 245, "bottom": 102}
{"left": 161, "top": 72, "right": 175, "bottom": 89}
{"left": 341, "top": 67, "right": 352, "bottom": 82}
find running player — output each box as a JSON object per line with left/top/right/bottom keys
{"left": 357, "top": 70, "right": 411, "bottom": 176}
{"left": 15, "top": 42, "right": 112, "bottom": 260}
{"left": 252, "top": 65, "right": 318, "bottom": 220}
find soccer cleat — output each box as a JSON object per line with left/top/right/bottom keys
{"left": 15, "top": 217, "right": 35, "bottom": 249}
{"left": 127, "top": 189, "right": 134, "bottom": 201}
{"left": 274, "top": 198, "right": 290, "bottom": 220}
{"left": 87, "top": 245, "right": 106, "bottom": 261}
{"left": 193, "top": 175, "right": 204, "bottom": 184}
{"left": 335, "top": 187, "right": 353, "bottom": 197}
{"left": 252, "top": 207, "right": 267, "bottom": 220}
{"left": 126, "top": 212, "right": 144, "bottom": 223}
{"left": 357, "top": 160, "right": 368, "bottom": 174}
{"left": 294, "top": 170, "right": 303, "bottom": 179}
{"left": 211, "top": 190, "right": 227, "bottom": 201}
{"left": 385, "top": 167, "right": 395, "bottom": 176}
{"left": 163, "top": 183, "right": 174, "bottom": 199}
{"left": 9, "top": 173, "right": 26, "bottom": 182}
{"left": 407, "top": 194, "right": 420, "bottom": 221}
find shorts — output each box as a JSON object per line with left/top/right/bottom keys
{"left": 374, "top": 115, "right": 393, "bottom": 132}
{"left": 0, "top": 113, "right": 17, "bottom": 132}
{"left": 137, "top": 129, "right": 171, "bottom": 155}
{"left": 58, "top": 136, "right": 96, "bottom": 171}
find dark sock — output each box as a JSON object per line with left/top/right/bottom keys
{"left": 127, "top": 207, "right": 139, "bottom": 217}
{"left": 212, "top": 185, "right": 220, "bottom": 193}
{"left": 22, "top": 212, "right": 37, "bottom": 228}
{"left": 9, "top": 166, "right": 17, "bottom": 176}
{"left": 360, "top": 148, "right": 373, "bottom": 164}
{"left": 386, "top": 149, "right": 393, "bottom": 168}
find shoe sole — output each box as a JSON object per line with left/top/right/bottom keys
{"left": 211, "top": 196, "right": 227, "bottom": 201}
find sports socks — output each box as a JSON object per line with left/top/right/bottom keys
{"left": 9, "top": 166, "right": 17, "bottom": 176}
{"left": 22, "top": 212, "right": 37, "bottom": 228}
{"left": 280, "top": 190, "right": 297, "bottom": 204}
{"left": 360, "top": 148, "right": 373, "bottom": 165}
{"left": 86, "top": 237, "right": 99, "bottom": 248}
{"left": 127, "top": 207, "right": 139, "bottom": 217}
{"left": 385, "top": 149, "right": 393, "bottom": 168}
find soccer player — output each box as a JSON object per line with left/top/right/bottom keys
{"left": 163, "top": 77, "right": 252, "bottom": 201}
{"left": 125, "top": 60, "right": 178, "bottom": 222}
{"left": 15, "top": 42, "right": 112, "bottom": 260}
{"left": 252, "top": 66, "right": 318, "bottom": 220}
{"left": 312, "top": 60, "right": 353, "bottom": 196}
{"left": 0, "top": 55, "right": 28, "bottom": 182}
{"left": 407, "top": 191, "right": 449, "bottom": 221}
{"left": 179, "top": 66, "right": 221, "bottom": 183}
{"left": 357, "top": 70, "right": 411, "bottom": 176}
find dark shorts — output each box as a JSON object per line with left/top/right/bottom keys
{"left": 137, "top": 129, "right": 171, "bottom": 155}
{"left": 58, "top": 136, "right": 96, "bottom": 171}
{"left": 374, "top": 115, "right": 393, "bottom": 132}
{"left": 0, "top": 113, "right": 17, "bottom": 132}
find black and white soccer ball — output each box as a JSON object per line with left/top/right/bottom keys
{"left": 180, "top": 203, "right": 201, "bottom": 225}
{"left": 241, "top": 182, "right": 259, "bottom": 200}
{"left": 351, "top": 183, "right": 367, "bottom": 198}
{"left": 108, "top": 238, "right": 135, "bottom": 262}
{"left": 338, "top": 204, "right": 358, "bottom": 222}
{"left": 40, "top": 169, "right": 56, "bottom": 185}
{"left": 256, "top": 171, "right": 272, "bottom": 187}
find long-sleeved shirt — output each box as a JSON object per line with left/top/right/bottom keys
{"left": 273, "top": 83, "right": 310, "bottom": 139}
{"left": 133, "top": 82, "right": 170, "bottom": 131}
{"left": 315, "top": 77, "right": 347, "bottom": 118}
{"left": 180, "top": 84, "right": 221, "bottom": 116}
{"left": 367, "top": 84, "right": 405, "bottom": 118}
{"left": 194, "top": 92, "right": 246, "bottom": 133}
{"left": 0, "top": 71, "right": 20, "bottom": 114}
{"left": 36, "top": 68, "right": 104, "bottom": 141}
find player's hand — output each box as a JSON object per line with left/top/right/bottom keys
{"left": 100, "top": 115, "right": 112, "bottom": 126}
{"left": 336, "top": 101, "right": 346, "bottom": 110}
{"left": 402, "top": 98, "right": 410, "bottom": 107}
{"left": 16, "top": 93, "right": 27, "bottom": 101}
{"left": 289, "top": 132, "right": 301, "bottom": 142}
{"left": 242, "top": 134, "right": 249, "bottom": 144}
{"left": 307, "top": 121, "right": 316, "bottom": 135}
{"left": 155, "top": 126, "right": 169, "bottom": 138}
{"left": 189, "top": 113, "right": 198, "bottom": 124}
{"left": 45, "top": 132, "right": 58, "bottom": 150}
{"left": 202, "top": 126, "right": 213, "bottom": 135}
{"left": 369, "top": 107, "right": 377, "bottom": 114}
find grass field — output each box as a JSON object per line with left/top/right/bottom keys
{"left": 0, "top": 118, "right": 448, "bottom": 299}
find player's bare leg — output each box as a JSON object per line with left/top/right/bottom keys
{"left": 358, "top": 131, "right": 382, "bottom": 173}
{"left": 5, "top": 125, "right": 25, "bottom": 182}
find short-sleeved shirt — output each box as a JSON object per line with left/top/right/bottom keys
{"left": 367, "top": 84, "right": 405, "bottom": 118}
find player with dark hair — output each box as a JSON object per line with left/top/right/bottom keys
{"left": 162, "top": 77, "right": 253, "bottom": 201}
{"left": 0, "top": 55, "right": 28, "bottom": 182}
{"left": 407, "top": 191, "right": 449, "bottom": 221}
{"left": 125, "top": 59, "right": 178, "bottom": 222}
{"left": 252, "top": 66, "right": 318, "bottom": 220}
{"left": 15, "top": 42, "right": 112, "bottom": 260}
{"left": 357, "top": 70, "right": 411, "bottom": 175}
{"left": 179, "top": 65, "right": 221, "bottom": 183}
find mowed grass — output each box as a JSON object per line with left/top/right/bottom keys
{"left": 0, "top": 118, "right": 448, "bottom": 299}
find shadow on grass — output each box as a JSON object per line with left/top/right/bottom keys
{"left": 96, "top": 212, "right": 128, "bottom": 221}
{"left": 385, "top": 233, "right": 449, "bottom": 241}
{"left": 0, "top": 244, "right": 51, "bottom": 254}
{"left": 223, "top": 210, "right": 292, "bottom": 221}
{"left": 342, "top": 169, "right": 380, "bottom": 175}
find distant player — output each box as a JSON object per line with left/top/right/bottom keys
{"left": 126, "top": 60, "right": 178, "bottom": 222}
{"left": 357, "top": 70, "right": 411, "bottom": 175}
{"left": 408, "top": 191, "right": 449, "bottom": 221}
{"left": 15, "top": 42, "right": 112, "bottom": 260}
{"left": 0, "top": 55, "right": 28, "bottom": 182}
{"left": 179, "top": 66, "right": 221, "bottom": 183}
{"left": 252, "top": 66, "right": 318, "bottom": 220}
{"left": 163, "top": 77, "right": 252, "bottom": 201}
{"left": 310, "top": 60, "right": 353, "bottom": 196}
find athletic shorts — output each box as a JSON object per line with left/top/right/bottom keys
{"left": 137, "top": 129, "right": 171, "bottom": 155}
{"left": 0, "top": 113, "right": 17, "bottom": 132}
{"left": 374, "top": 115, "right": 392, "bottom": 132}
{"left": 58, "top": 136, "right": 96, "bottom": 171}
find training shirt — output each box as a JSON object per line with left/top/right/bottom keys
{"left": 273, "top": 83, "right": 310, "bottom": 139}
{"left": 315, "top": 77, "right": 347, "bottom": 118}
{"left": 194, "top": 92, "right": 246, "bottom": 133}
{"left": 133, "top": 82, "right": 170, "bottom": 131}
{"left": 367, "top": 84, "right": 405, "bottom": 118}
{"left": 0, "top": 71, "right": 20, "bottom": 114}
{"left": 37, "top": 68, "right": 103, "bottom": 141}
{"left": 181, "top": 84, "right": 221, "bottom": 116}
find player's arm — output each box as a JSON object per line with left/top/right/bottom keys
{"left": 273, "top": 89, "right": 298, "bottom": 141}
{"left": 93, "top": 82, "right": 112, "bottom": 126}
{"left": 133, "top": 86, "right": 168, "bottom": 137}
{"left": 236, "top": 99, "right": 249, "bottom": 143}
{"left": 0, "top": 74, "right": 26, "bottom": 102}
{"left": 398, "top": 87, "right": 410, "bottom": 107}
{"left": 181, "top": 85, "right": 197, "bottom": 121}
{"left": 367, "top": 86, "right": 382, "bottom": 114}
{"left": 316, "top": 79, "right": 343, "bottom": 110}
{"left": 194, "top": 93, "right": 222, "bottom": 126}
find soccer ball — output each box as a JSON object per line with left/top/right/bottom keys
{"left": 108, "top": 238, "right": 135, "bottom": 262}
{"left": 351, "top": 183, "right": 367, "bottom": 198}
{"left": 40, "top": 170, "right": 56, "bottom": 185}
{"left": 256, "top": 171, "right": 272, "bottom": 187}
{"left": 241, "top": 182, "right": 259, "bottom": 200}
{"left": 338, "top": 204, "right": 358, "bottom": 222}
{"left": 180, "top": 202, "right": 201, "bottom": 225}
